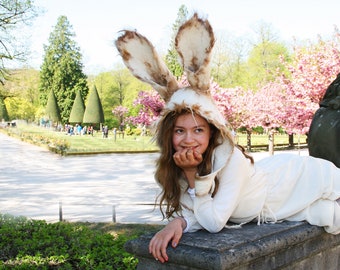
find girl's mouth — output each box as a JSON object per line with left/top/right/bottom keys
{"left": 183, "top": 146, "right": 198, "bottom": 151}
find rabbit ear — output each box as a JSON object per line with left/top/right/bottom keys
{"left": 115, "top": 30, "right": 179, "bottom": 101}
{"left": 175, "top": 13, "right": 215, "bottom": 94}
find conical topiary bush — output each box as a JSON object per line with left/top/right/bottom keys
{"left": 83, "top": 85, "right": 104, "bottom": 128}
{"left": 69, "top": 90, "right": 85, "bottom": 124}
{"left": 45, "top": 89, "right": 61, "bottom": 123}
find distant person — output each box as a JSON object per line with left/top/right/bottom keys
{"left": 68, "top": 126, "right": 74, "bottom": 136}
{"left": 113, "top": 127, "right": 117, "bottom": 141}
{"left": 76, "top": 124, "right": 82, "bottom": 135}
{"left": 102, "top": 126, "right": 108, "bottom": 138}
{"left": 119, "top": 123, "right": 125, "bottom": 139}
{"left": 89, "top": 126, "right": 94, "bottom": 136}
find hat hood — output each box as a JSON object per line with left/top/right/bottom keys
{"left": 165, "top": 88, "right": 227, "bottom": 129}
{"left": 115, "top": 13, "right": 226, "bottom": 129}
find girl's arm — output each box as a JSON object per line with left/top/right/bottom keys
{"left": 187, "top": 148, "right": 254, "bottom": 232}
{"left": 149, "top": 217, "right": 187, "bottom": 263}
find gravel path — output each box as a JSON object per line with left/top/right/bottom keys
{"left": 0, "top": 133, "right": 308, "bottom": 224}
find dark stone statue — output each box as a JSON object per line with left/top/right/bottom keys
{"left": 308, "top": 73, "right": 340, "bottom": 168}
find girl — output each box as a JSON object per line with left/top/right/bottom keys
{"left": 115, "top": 13, "right": 340, "bottom": 264}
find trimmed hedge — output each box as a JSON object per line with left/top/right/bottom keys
{"left": 0, "top": 214, "right": 138, "bottom": 269}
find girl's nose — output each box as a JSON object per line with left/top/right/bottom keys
{"left": 184, "top": 131, "right": 194, "bottom": 143}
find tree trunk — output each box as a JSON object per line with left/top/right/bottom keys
{"left": 288, "top": 134, "right": 294, "bottom": 148}
{"left": 268, "top": 129, "right": 274, "bottom": 156}
{"left": 246, "top": 129, "right": 252, "bottom": 152}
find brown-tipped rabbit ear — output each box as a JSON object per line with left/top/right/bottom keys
{"left": 115, "top": 30, "right": 179, "bottom": 101}
{"left": 175, "top": 13, "right": 215, "bottom": 93}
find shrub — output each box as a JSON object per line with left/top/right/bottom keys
{"left": 0, "top": 214, "right": 138, "bottom": 269}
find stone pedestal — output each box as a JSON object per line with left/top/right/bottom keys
{"left": 125, "top": 221, "right": 340, "bottom": 269}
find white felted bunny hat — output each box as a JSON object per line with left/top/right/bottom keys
{"left": 115, "top": 13, "right": 227, "bottom": 130}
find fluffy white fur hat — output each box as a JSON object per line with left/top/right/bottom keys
{"left": 165, "top": 88, "right": 227, "bottom": 129}
{"left": 115, "top": 13, "right": 226, "bottom": 129}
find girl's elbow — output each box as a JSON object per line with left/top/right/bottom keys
{"left": 197, "top": 214, "right": 228, "bottom": 233}
{"left": 205, "top": 223, "right": 225, "bottom": 233}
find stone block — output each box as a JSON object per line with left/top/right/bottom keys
{"left": 125, "top": 221, "right": 340, "bottom": 269}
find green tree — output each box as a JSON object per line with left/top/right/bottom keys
{"left": 92, "top": 70, "right": 121, "bottom": 128}
{"left": 246, "top": 21, "right": 290, "bottom": 89}
{"left": 69, "top": 90, "right": 85, "bottom": 124}
{"left": 5, "top": 97, "right": 36, "bottom": 121}
{"left": 91, "top": 68, "right": 148, "bottom": 128}
{"left": 2, "top": 69, "right": 40, "bottom": 121}
{"left": 0, "top": 0, "right": 38, "bottom": 84}
{"left": 83, "top": 85, "right": 104, "bottom": 129}
{"left": 39, "top": 15, "right": 89, "bottom": 124}
{"left": 0, "top": 96, "right": 9, "bottom": 121}
{"left": 45, "top": 89, "right": 61, "bottom": 123}
{"left": 211, "top": 35, "right": 249, "bottom": 88}
{"left": 165, "top": 5, "right": 188, "bottom": 78}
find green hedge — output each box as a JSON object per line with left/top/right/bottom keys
{"left": 0, "top": 214, "right": 138, "bottom": 269}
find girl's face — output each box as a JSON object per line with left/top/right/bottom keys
{"left": 172, "top": 113, "right": 211, "bottom": 155}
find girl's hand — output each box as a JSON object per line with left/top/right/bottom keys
{"left": 149, "top": 218, "right": 185, "bottom": 263}
{"left": 173, "top": 148, "right": 203, "bottom": 187}
{"left": 173, "top": 148, "right": 202, "bottom": 170}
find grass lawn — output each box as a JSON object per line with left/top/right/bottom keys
{"left": 236, "top": 133, "right": 307, "bottom": 148}
{"left": 61, "top": 132, "right": 157, "bottom": 154}
{"left": 1, "top": 123, "right": 308, "bottom": 154}
{"left": 1, "top": 123, "right": 159, "bottom": 154}
{"left": 80, "top": 221, "right": 163, "bottom": 237}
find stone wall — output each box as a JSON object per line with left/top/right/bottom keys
{"left": 125, "top": 221, "right": 340, "bottom": 269}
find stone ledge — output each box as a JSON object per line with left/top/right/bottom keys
{"left": 125, "top": 221, "right": 340, "bottom": 269}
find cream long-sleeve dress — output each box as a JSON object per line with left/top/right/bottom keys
{"left": 178, "top": 140, "right": 340, "bottom": 235}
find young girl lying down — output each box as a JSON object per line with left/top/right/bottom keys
{"left": 115, "top": 13, "right": 340, "bottom": 263}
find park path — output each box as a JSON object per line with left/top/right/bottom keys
{"left": 0, "top": 133, "right": 165, "bottom": 224}
{"left": 0, "top": 132, "right": 308, "bottom": 224}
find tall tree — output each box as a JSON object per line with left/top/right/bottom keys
{"left": 92, "top": 67, "right": 148, "bottom": 128}
{"left": 69, "top": 90, "right": 85, "bottom": 124}
{"left": 0, "top": 0, "right": 38, "bottom": 85}
{"left": 165, "top": 5, "right": 188, "bottom": 78}
{"left": 83, "top": 85, "right": 104, "bottom": 129}
{"left": 2, "top": 69, "right": 40, "bottom": 121}
{"left": 93, "top": 69, "right": 126, "bottom": 127}
{"left": 0, "top": 96, "right": 9, "bottom": 121}
{"left": 211, "top": 35, "right": 248, "bottom": 88}
{"left": 246, "top": 21, "right": 290, "bottom": 89}
{"left": 39, "top": 15, "right": 89, "bottom": 123}
{"left": 45, "top": 89, "right": 61, "bottom": 124}
{"left": 278, "top": 29, "right": 340, "bottom": 135}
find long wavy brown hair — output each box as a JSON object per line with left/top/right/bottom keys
{"left": 154, "top": 108, "right": 253, "bottom": 219}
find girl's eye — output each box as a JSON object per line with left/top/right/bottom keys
{"left": 175, "top": 128, "right": 184, "bottom": 134}
{"left": 195, "top": 128, "right": 204, "bottom": 133}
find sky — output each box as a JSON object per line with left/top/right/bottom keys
{"left": 23, "top": 0, "right": 340, "bottom": 75}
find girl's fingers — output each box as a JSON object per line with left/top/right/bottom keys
{"left": 173, "top": 149, "right": 202, "bottom": 170}
{"left": 149, "top": 235, "right": 169, "bottom": 263}
{"left": 193, "top": 150, "right": 203, "bottom": 162}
